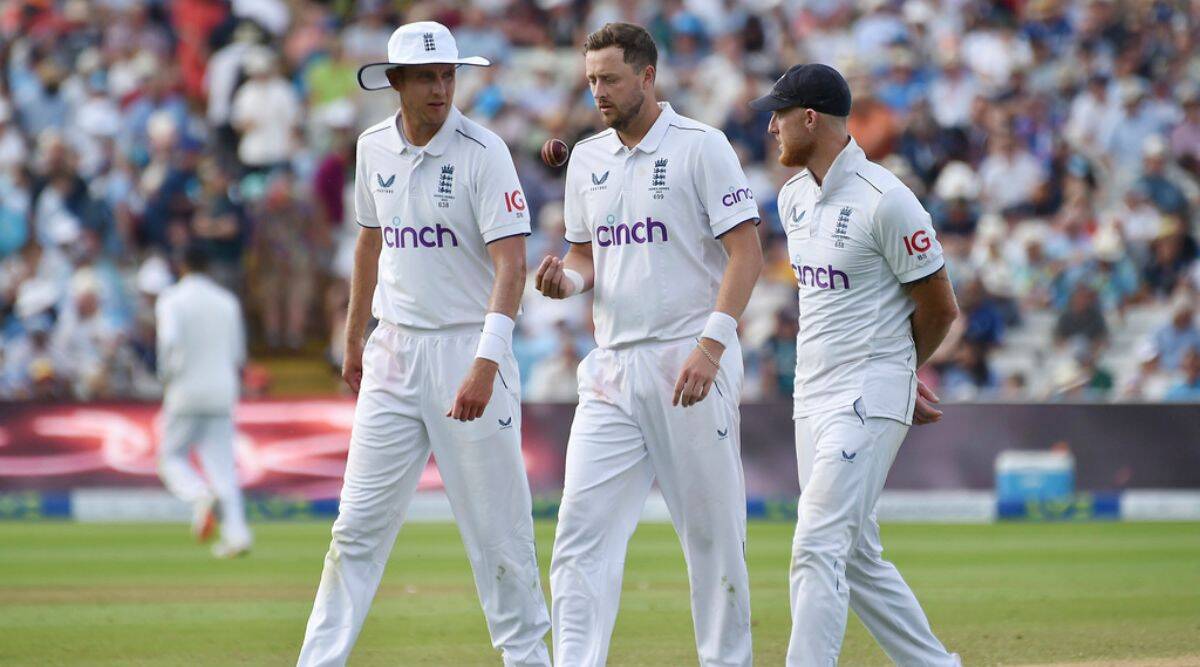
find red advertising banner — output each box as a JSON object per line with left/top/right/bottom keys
{"left": 0, "top": 401, "right": 572, "bottom": 498}
{"left": 2, "top": 401, "right": 1198, "bottom": 498}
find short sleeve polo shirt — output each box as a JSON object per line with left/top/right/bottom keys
{"left": 355, "top": 106, "right": 530, "bottom": 330}
{"left": 563, "top": 102, "right": 760, "bottom": 348}
{"left": 777, "top": 137, "right": 945, "bottom": 423}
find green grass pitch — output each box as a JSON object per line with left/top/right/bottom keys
{"left": 1, "top": 521, "right": 1197, "bottom": 666}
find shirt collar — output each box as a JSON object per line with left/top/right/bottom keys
{"left": 395, "top": 106, "right": 461, "bottom": 157}
{"left": 816, "top": 135, "right": 866, "bottom": 199}
{"left": 606, "top": 102, "right": 678, "bottom": 155}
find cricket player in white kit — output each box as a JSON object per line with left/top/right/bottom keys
{"left": 751, "top": 64, "right": 962, "bottom": 666}
{"left": 155, "top": 245, "right": 252, "bottom": 558}
{"left": 297, "top": 22, "right": 550, "bottom": 666}
{"left": 536, "top": 23, "right": 764, "bottom": 667}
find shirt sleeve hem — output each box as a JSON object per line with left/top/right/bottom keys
{"left": 356, "top": 219, "right": 380, "bottom": 229}
{"left": 564, "top": 231, "right": 592, "bottom": 244}
{"left": 710, "top": 208, "right": 761, "bottom": 238}
{"left": 484, "top": 230, "right": 531, "bottom": 245}
{"left": 897, "top": 257, "right": 946, "bottom": 284}
{"left": 481, "top": 222, "right": 532, "bottom": 244}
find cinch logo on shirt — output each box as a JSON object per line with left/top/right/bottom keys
{"left": 791, "top": 263, "right": 850, "bottom": 290}
{"left": 383, "top": 220, "right": 459, "bottom": 248}
{"left": 596, "top": 216, "right": 668, "bottom": 247}
{"left": 722, "top": 187, "right": 754, "bottom": 207}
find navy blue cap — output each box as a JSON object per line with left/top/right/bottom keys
{"left": 749, "top": 63, "right": 852, "bottom": 116}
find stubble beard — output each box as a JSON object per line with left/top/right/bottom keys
{"left": 606, "top": 90, "right": 646, "bottom": 132}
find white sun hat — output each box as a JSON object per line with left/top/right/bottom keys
{"left": 357, "top": 21, "right": 491, "bottom": 91}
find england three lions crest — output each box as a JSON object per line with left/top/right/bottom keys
{"left": 434, "top": 164, "right": 455, "bottom": 208}
{"left": 648, "top": 158, "right": 669, "bottom": 199}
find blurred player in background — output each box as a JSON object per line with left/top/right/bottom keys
{"left": 155, "top": 244, "right": 251, "bottom": 558}
{"left": 536, "top": 23, "right": 763, "bottom": 666}
{"left": 297, "top": 22, "right": 550, "bottom": 667}
{"left": 753, "top": 64, "right": 962, "bottom": 666}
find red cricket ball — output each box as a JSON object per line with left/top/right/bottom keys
{"left": 541, "top": 138, "right": 569, "bottom": 168}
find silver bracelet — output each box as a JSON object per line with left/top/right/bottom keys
{"left": 695, "top": 338, "right": 720, "bottom": 369}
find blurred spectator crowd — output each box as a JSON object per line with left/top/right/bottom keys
{"left": 2, "top": 0, "right": 1200, "bottom": 403}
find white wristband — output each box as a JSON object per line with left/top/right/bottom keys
{"left": 700, "top": 311, "right": 739, "bottom": 351}
{"left": 475, "top": 312, "right": 515, "bottom": 364}
{"left": 562, "top": 268, "right": 585, "bottom": 297}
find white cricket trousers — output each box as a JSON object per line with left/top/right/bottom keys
{"left": 297, "top": 322, "right": 551, "bottom": 667}
{"left": 788, "top": 401, "right": 955, "bottom": 666}
{"left": 158, "top": 411, "right": 251, "bottom": 546}
{"left": 550, "top": 338, "right": 752, "bottom": 667}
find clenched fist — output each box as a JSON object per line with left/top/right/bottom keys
{"left": 447, "top": 358, "right": 498, "bottom": 421}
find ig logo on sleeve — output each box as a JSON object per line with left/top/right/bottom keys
{"left": 903, "top": 230, "right": 931, "bottom": 257}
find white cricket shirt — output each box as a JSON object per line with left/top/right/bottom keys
{"left": 778, "top": 137, "right": 944, "bottom": 423}
{"left": 564, "top": 103, "right": 759, "bottom": 348}
{"left": 355, "top": 106, "right": 530, "bottom": 330}
{"left": 156, "top": 274, "right": 246, "bottom": 415}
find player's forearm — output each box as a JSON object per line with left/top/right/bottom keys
{"left": 698, "top": 223, "right": 762, "bottom": 358}
{"left": 473, "top": 236, "right": 526, "bottom": 370}
{"left": 911, "top": 307, "right": 954, "bottom": 369}
{"left": 713, "top": 223, "right": 764, "bottom": 321}
{"left": 486, "top": 241, "right": 527, "bottom": 320}
{"left": 562, "top": 242, "right": 596, "bottom": 293}
{"left": 905, "top": 267, "right": 958, "bottom": 369}
{"left": 345, "top": 228, "right": 382, "bottom": 345}
{"left": 713, "top": 248, "right": 763, "bottom": 323}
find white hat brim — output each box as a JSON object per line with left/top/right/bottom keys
{"left": 357, "top": 57, "right": 492, "bottom": 91}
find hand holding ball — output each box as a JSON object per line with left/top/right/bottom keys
{"left": 541, "top": 138, "right": 569, "bottom": 168}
